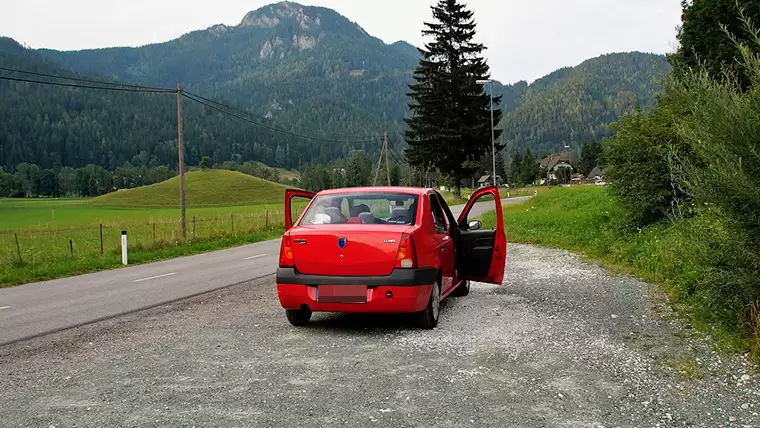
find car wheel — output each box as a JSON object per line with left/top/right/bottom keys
{"left": 286, "top": 308, "right": 312, "bottom": 327}
{"left": 452, "top": 279, "right": 470, "bottom": 297}
{"left": 417, "top": 281, "right": 440, "bottom": 329}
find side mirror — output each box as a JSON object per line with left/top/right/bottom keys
{"left": 468, "top": 220, "right": 483, "bottom": 231}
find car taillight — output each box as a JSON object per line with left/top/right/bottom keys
{"left": 279, "top": 234, "right": 294, "bottom": 268}
{"left": 395, "top": 233, "right": 417, "bottom": 269}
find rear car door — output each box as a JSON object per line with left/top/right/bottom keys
{"left": 428, "top": 193, "right": 456, "bottom": 294}
{"left": 285, "top": 189, "right": 316, "bottom": 232}
{"left": 455, "top": 187, "right": 507, "bottom": 285}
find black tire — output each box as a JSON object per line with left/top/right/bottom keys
{"left": 451, "top": 280, "right": 470, "bottom": 297}
{"left": 286, "top": 308, "right": 312, "bottom": 327}
{"left": 417, "top": 281, "right": 441, "bottom": 329}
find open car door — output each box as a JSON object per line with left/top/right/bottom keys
{"left": 455, "top": 187, "right": 507, "bottom": 285}
{"left": 285, "top": 189, "right": 316, "bottom": 232}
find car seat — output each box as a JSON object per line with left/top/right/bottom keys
{"left": 387, "top": 207, "right": 410, "bottom": 224}
{"left": 324, "top": 207, "right": 343, "bottom": 224}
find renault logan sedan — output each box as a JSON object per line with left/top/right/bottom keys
{"left": 275, "top": 186, "right": 507, "bottom": 329}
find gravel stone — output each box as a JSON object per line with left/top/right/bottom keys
{"left": 0, "top": 243, "right": 758, "bottom": 427}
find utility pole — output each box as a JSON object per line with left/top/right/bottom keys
{"left": 373, "top": 143, "right": 383, "bottom": 186}
{"left": 384, "top": 132, "right": 391, "bottom": 186}
{"left": 477, "top": 79, "right": 497, "bottom": 187}
{"left": 177, "top": 83, "right": 186, "bottom": 240}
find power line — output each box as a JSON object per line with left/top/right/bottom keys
{"left": 183, "top": 90, "right": 381, "bottom": 141}
{"left": 386, "top": 137, "right": 409, "bottom": 166}
{"left": 0, "top": 66, "right": 174, "bottom": 91}
{"left": 0, "top": 75, "right": 176, "bottom": 93}
{"left": 182, "top": 92, "right": 383, "bottom": 146}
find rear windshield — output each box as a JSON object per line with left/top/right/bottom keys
{"left": 300, "top": 192, "right": 419, "bottom": 226}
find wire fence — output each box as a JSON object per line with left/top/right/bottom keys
{"left": 0, "top": 208, "right": 294, "bottom": 269}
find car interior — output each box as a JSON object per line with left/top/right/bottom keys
{"left": 435, "top": 192, "right": 496, "bottom": 279}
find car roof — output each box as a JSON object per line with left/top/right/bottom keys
{"left": 317, "top": 186, "right": 432, "bottom": 196}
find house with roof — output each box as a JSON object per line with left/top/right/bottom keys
{"left": 477, "top": 174, "right": 503, "bottom": 188}
{"left": 539, "top": 152, "right": 574, "bottom": 183}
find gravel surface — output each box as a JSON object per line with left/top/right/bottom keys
{"left": 1, "top": 243, "right": 758, "bottom": 427}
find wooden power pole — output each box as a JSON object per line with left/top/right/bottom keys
{"left": 384, "top": 132, "right": 391, "bottom": 186}
{"left": 177, "top": 83, "right": 187, "bottom": 240}
{"left": 373, "top": 132, "right": 392, "bottom": 186}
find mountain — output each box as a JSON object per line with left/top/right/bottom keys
{"left": 499, "top": 52, "right": 670, "bottom": 156}
{"left": 38, "top": 1, "right": 418, "bottom": 141}
{"left": 0, "top": 1, "right": 669, "bottom": 177}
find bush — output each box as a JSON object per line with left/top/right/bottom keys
{"left": 601, "top": 102, "right": 688, "bottom": 225}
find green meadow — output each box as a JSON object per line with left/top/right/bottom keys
{"left": 0, "top": 170, "right": 297, "bottom": 286}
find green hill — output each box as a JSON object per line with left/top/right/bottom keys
{"left": 86, "top": 170, "right": 290, "bottom": 208}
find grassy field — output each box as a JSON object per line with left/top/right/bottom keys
{"left": 484, "top": 186, "right": 760, "bottom": 360}
{"left": 0, "top": 170, "right": 301, "bottom": 286}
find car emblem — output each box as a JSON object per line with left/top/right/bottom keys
{"left": 338, "top": 237, "right": 347, "bottom": 249}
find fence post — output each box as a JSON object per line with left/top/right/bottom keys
{"left": 231, "top": 214, "right": 234, "bottom": 233}
{"left": 100, "top": 224, "right": 104, "bottom": 255}
{"left": 152, "top": 222, "right": 156, "bottom": 244}
{"left": 69, "top": 239, "right": 73, "bottom": 257}
{"left": 266, "top": 210, "right": 269, "bottom": 229}
{"left": 193, "top": 216, "right": 196, "bottom": 238}
{"left": 14, "top": 233, "right": 22, "bottom": 266}
{"left": 121, "top": 231, "right": 128, "bottom": 265}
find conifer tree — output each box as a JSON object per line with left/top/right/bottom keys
{"left": 404, "top": 0, "right": 503, "bottom": 196}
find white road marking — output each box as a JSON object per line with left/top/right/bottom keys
{"left": 0, "top": 306, "right": 10, "bottom": 310}
{"left": 132, "top": 272, "right": 177, "bottom": 283}
{"left": 244, "top": 254, "right": 267, "bottom": 260}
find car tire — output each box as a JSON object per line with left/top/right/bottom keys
{"left": 452, "top": 279, "right": 470, "bottom": 297}
{"left": 417, "top": 281, "right": 440, "bottom": 330}
{"left": 286, "top": 308, "right": 312, "bottom": 327}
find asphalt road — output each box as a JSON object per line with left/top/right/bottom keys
{"left": 0, "top": 196, "right": 530, "bottom": 345}
{"left": 1, "top": 244, "right": 757, "bottom": 427}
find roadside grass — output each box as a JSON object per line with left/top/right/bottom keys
{"left": 1, "top": 229, "right": 284, "bottom": 286}
{"left": 483, "top": 186, "right": 760, "bottom": 360}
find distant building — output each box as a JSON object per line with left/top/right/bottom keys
{"left": 539, "top": 152, "right": 574, "bottom": 182}
{"left": 477, "top": 174, "right": 503, "bottom": 187}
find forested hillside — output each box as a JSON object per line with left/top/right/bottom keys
{"left": 500, "top": 52, "right": 670, "bottom": 155}
{"left": 0, "top": 36, "right": 383, "bottom": 172}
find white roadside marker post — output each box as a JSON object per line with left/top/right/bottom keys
{"left": 121, "top": 231, "right": 128, "bottom": 265}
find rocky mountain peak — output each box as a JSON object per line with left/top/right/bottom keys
{"left": 239, "top": 1, "right": 322, "bottom": 31}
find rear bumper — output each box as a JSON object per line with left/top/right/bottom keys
{"left": 275, "top": 267, "right": 438, "bottom": 286}
{"left": 275, "top": 267, "right": 437, "bottom": 313}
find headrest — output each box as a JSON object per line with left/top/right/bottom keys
{"left": 324, "top": 207, "right": 342, "bottom": 223}
{"left": 359, "top": 212, "right": 376, "bottom": 224}
{"left": 350, "top": 204, "right": 371, "bottom": 217}
{"left": 388, "top": 208, "right": 410, "bottom": 224}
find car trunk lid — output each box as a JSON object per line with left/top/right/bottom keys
{"left": 289, "top": 226, "right": 411, "bottom": 277}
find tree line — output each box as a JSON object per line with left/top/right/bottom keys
{"left": 0, "top": 159, "right": 294, "bottom": 198}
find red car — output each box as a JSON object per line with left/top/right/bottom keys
{"left": 276, "top": 186, "right": 507, "bottom": 329}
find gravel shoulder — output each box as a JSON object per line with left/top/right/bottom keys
{"left": 1, "top": 243, "right": 758, "bottom": 427}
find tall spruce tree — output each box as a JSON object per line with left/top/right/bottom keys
{"left": 670, "top": 0, "right": 760, "bottom": 91}
{"left": 404, "top": 0, "right": 503, "bottom": 196}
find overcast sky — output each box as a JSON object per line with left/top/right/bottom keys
{"left": 2, "top": 0, "right": 682, "bottom": 84}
